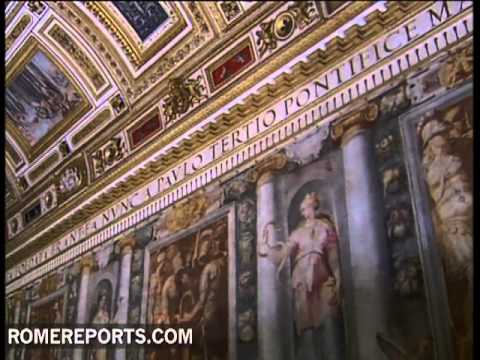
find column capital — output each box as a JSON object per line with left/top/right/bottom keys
{"left": 118, "top": 235, "right": 136, "bottom": 255}
{"left": 247, "top": 151, "right": 290, "bottom": 187}
{"left": 331, "top": 102, "right": 379, "bottom": 145}
{"left": 12, "top": 290, "right": 24, "bottom": 303}
{"left": 79, "top": 254, "right": 97, "bottom": 271}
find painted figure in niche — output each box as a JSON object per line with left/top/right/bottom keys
{"left": 269, "top": 192, "right": 344, "bottom": 359}
{"left": 419, "top": 99, "right": 472, "bottom": 360}
{"left": 89, "top": 286, "right": 112, "bottom": 360}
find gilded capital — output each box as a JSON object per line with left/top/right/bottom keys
{"left": 248, "top": 151, "right": 289, "bottom": 186}
{"left": 119, "top": 235, "right": 136, "bottom": 254}
{"left": 331, "top": 103, "right": 379, "bottom": 144}
{"left": 12, "top": 290, "right": 24, "bottom": 304}
{"left": 79, "top": 254, "right": 97, "bottom": 271}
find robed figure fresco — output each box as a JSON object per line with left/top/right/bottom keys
{"left": 88, "top": 289, "right": 112, "bottom": 360}
{"left": 269, "top": 192, "right": 345, "bottom": 360}
{"left": 419, "top": 99, "right": 473, "bottom": 360}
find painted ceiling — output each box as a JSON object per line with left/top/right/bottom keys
{"left": 5, "top": 0, "right": 405, "bottom": 265}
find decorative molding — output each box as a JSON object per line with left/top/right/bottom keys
{"left": 7, "top": 0, "right": 376, "bottom": 219}
{"left": 90, "top": 136, "right": 127, "bottom": 179}
{"left": 118, "top": 235, "right": 136, "bottom": 254}
{"left": 72, "top": 109, "right": 112, "bottom": 146}
{"left": 27, "top": 1, "right": 46, "bottom": 15}
{"left": 246, "top": 151, "right": 290, "bottom": 186}
{"left": 79, "top": 254, "right": 97, "bottom": 271}
{"left": 6, "top": 14, "right": 31, "bottom": 51}
{"left": 28, "top": 152, "right": 60, "bottom": 182}
{"left": 48, "top": 24, "right": 107, "bottom": 91}
{"left": 218, "top": 2, "right": 243, "bottom": 23}
{"left": 256, "top": 1, "right": 318, "bottom": 57}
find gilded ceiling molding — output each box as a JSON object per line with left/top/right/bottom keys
{"left": 72, "top": 109, "right": 112, "bottom": 146}
{"left": 256, "top": 1, "right": 319, "bottom": 57}
{"left": 83, "top": 1, "right": 141, "bottom": 67}
{"left": 110, "top": 94, "right": 127, "bottom": 115}
{"left": 83, "top": 2, "right": 189, "bottom": 71}
{"left": 54, "top": 154, "right": 89, "bottom": 204}
{"left": 6, "top": 1, "right": 434, "bottom": 259}
{"left": 5, "top": 1, "right": 25, "bottom": 27}
{"left": 51, "top": 2, "right": 131, "bottom": 90}
{"left": 203, "top": 2, "right": 229, "bottom": 32}
{"left": 218, "top": 1, "right": 243, "bottom": 23}
{"left": 5, "top": 139, "right": 25, "bottom": 170}
{"left": 90, "top": 136, "right": 128, "bottom": 180}
{"left": 27, "top": 1, "right": 46, "bottom": 15}
{"left": 6, "top": 14, "right": 31, "bottom": 51}
{"left": 128, "top": 2, "right": 214, "bottom": 99}
{"left": 28, "top": 152, "right": 60, "bottom": 183}
{"left": 48, "top": 24, "right": 107, "bottom": 92}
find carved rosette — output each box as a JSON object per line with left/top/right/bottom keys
{"left": 256, "top": 2, "right": 317, "bottom": 57}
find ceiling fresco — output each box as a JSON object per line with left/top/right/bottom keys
{"left": 6, "top": 50, "right": 84, "bottom": 146}
{"left": 6, "top": 1, "right": 444, "bottom": 270}
{"left": 113, "top": 2, "right": 169, "bottom": 41}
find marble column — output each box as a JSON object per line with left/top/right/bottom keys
{"left": 115, "top": 236, "right": 136, "bottom": 360}
{"left": 331, "top": 102, "right": 391, "bottom": 360}
{"left": 255, "top": 153, "right": 292, "bottom": 360}
{"left": 8, "top": 293, "right": 22, "bottom": 360}
{"left": 74, "top": 255, "right": 96, "bottom": 360}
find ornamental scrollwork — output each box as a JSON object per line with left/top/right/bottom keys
{"left": 91, "top": 137, "right": 126, "bottom": 177}
{"left": 163, "top": 76, "right": 207, "bottom": 124}
{"left": 256, "top": 2, "right": 317, "bottom": 57}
